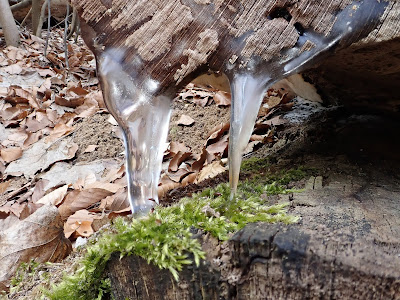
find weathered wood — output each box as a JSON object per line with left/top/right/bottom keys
{"left": 72, "top": 0, "right": 399, "bottom": 95}
{"left": 107, "top": 115, "right": 400, "bottom": 299}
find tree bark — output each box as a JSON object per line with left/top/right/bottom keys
{"left": 0, "top": 0, "right": 20, "bottom": 47}
{"left": 31, "top": 0, "right": 41, "bottom": 36}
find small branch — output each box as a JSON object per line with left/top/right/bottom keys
{"left": 10, "top": 0, "right": 32, "bottom": 12}
{"left": 44, "top": 0, "right": 51, "bottom": 56}
{"left": 20, "top": 7, "right": 32, "bottom": 27}
{"left": 64, "top": 4, "right": 70, "bottom": 69}
{"left": 66, "top": 6, "right": 77, "bottom": 40}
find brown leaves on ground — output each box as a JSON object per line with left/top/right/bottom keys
{"left": 0, "top": 205, "right": 71, "bottom": 289}
{"left": 0, "top": 27, "right": 295, "bottom": 290}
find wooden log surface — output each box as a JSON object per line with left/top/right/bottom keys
{"left": 71, "top": 0, "right": 400, "bottom": 95}
{"left": 107, "top": 114, "right": 400, "bottom": 299}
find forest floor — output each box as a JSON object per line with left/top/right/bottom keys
{"left": 1, "top": 28, "right": 400, "bottom": 299}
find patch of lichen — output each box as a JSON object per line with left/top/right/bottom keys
{"left": 44, "top": 177, "right": 303, "bottom": 300}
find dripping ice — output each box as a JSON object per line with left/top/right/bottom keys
{"left": 98, "top": 49, "right": 172, "bottom": 215}
{"left": 96, "top": 0, "right": 387, "bottom": 214}
{"left": 225, "top": 0, "right": 387, "bottom": 197}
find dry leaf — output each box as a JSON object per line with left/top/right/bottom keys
{"left": 58, "top": 188, "right": 113, "bottom": 219}
{"left": 64, "top": 209, "right": 102, "bottom": 238}
{"left": 2, "top": 64, "right": 22, "bottom": 74}
{"left": 5, "top": 138, "right": 78, "bottom": 178}
{"left": 176, "top": 114, "right": 195, "bottom": 126}
{"left": 85, "top": 182, "right": 124, "bottom": 193}
{"left": 167, "top": 168, "right": 192, "bottom": 183}
{"left": 55, "top": 95, "right": 85, "bottom": 108}
{"left": 39, "top": 160, "right": 120, "bottom": 192}
{"left": 0, "top": 181, "right": 10, "bottom": 195}
{"left": 158, "top": 181, "right": 181, "bottom": 198}
{"left": 0, "top": 205, "right": 71, "bottom": 289}
{"left": 206, "top": 122, "right": 230, "bottom": 146}
{"left": 195, "top": 161, "right": 226, "bottom": 183}
{"left": 213, "top": 91, "right": 231, "bottom": 106}
{"left": 83, "top": 145, "right": 97, "bottom": 153}
{"left": 206, "top": 135, "right": 229, "bottom": 155}
{"left": 1, "top": 147, "right": 23, "bottom": 163}
{"left": 168, "top": 151, "right": 192, "bottom": 172}
{"left": 36, "top": 185, "right": 69, "bottom": 206}
{"left": 191, "top": 148, "right": 214, "bottom": 172}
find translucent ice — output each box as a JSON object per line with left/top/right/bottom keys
{"left": 225, "top": 0, "right": 387, "bottom": 199}
{"left": 93, "top": 0, "right": 387, "bottom": 214}
{"left": 98, "top": 49, "right": 172, "bottom": 215}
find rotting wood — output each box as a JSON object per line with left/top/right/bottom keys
{"left": 71, "top": 0, "right": 400, "bottom": 95}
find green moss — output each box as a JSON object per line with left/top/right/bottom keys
{"left": 44, "top": 175, "right": 303, "bottom": 300}
{"left": 240, "top": 156, "right": 270, "bottom": 172}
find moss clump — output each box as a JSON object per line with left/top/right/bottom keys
{"left": 240, "top": 156, "right": 270, "bottom": 172}
{"left": 45, "top": 180, "right": 301, "bottom": 300}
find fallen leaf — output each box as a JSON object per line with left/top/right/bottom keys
{"left": 0, "top": 147, "right": 23, "bottom": 163}
{"left": 39, "top": 160, "right": 120, "bottom": 192}
{"left": 36, "top": 185, "right": 69, "bottom": 206}
{"left": 85, "top": 182, "right": 124, "bottom": 193}
{"left": 167, "top": 168, "right": 192, "bottom": 183}
{"left": 55, "top": 95, "right": 85, "bottom": 108}
{"left": 99, "top": 189, "right": 129, "bottom": 212}
{"left": 168, "top": 151, "right": 192, "bottom": 172}
{"left": 2, "top": 64, "right": 22, "bottom": 74}
{"left": 206, "top": 135, "right": 229, "bottom": 155}
{"left": 63, "top": 209, "right": 101, "bottom": 238}
{"left": 195, "top": 161, "right": 226, "bottom": 183}
{"left": 45, "top": 124, "right": 74, "bottom": 143}
{"left": 213, "top": 91, "right": 231, "bottom": 106}
{"left": 58, "top": 188, "right": 113, "bottom": 219}
{"left": 83, "top": 145, "right": 97, "bottom": 153}
{"left": 5, "top": 138, "right": 78, "bottom": 178}
{"left": 0, "top": 205, "right": 71, "bottom": 289}
{"left": 206, "top": 122, "right": 230, "bottom": 146}
{"left": 191, "top": 148, "right": 215, "bottom": 172}
{"left": 158, "top": 181, "right": 181, "bottom": 198}
{"left": 0, "top": 181, "right": 10, "bottom": 195}
{"left": 176, "top": 114, "right": 195, "bottom": 126}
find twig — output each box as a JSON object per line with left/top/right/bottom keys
{"left": 64, "top": 4, "right": 70, "bottom": 69}
{"left": 44, "top": 0, "right": 51, "bottom": 56}
{"left": 10, "top": 0, "right": 32, "bottom": 12}
{"left": 66, "top": 6, "right": 77, "bottom": 40}
{"left": 21, "top": 7, "right": 32, "bottom": 27}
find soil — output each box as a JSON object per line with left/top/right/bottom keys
{"left": 169, "top": 99, "right": 230, "bottom": 155}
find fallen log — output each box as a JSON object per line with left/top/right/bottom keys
{"left": 71, "top": 1, "right": 400, "bottom": 298}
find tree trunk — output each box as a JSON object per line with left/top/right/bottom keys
{"left": 31, "top": 0, "right": 41, "bottom": 36}
{"left": 0, "top": 0, "right": 20, "bottom": 47}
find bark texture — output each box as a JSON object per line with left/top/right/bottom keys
{"left": 0, "top": 0, "right": 20, "bottom": 46}
{"left": 72, "top": 0, "right": 399, "bottom": 95}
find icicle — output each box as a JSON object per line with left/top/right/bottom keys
{"left": 227, "top": 71, "right": 272, "bottom": 198}
{"left": 225, "top": 0, "right": 387, "bottom": 200}
{"left": 98, "top": 49, "right": 172, "bottom": 215}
